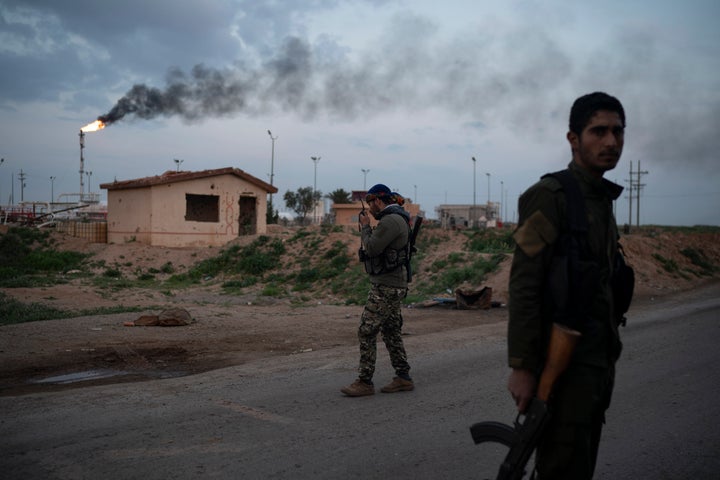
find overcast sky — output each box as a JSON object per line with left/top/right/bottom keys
{"left": 1, "top": 0, "right": 718, "bottom": 225}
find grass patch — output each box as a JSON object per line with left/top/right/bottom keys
{"left": 415, "top": 253, "right": 507, "bottom": 297}
{"left": 652, "top": 253, "right": 679, "bottom": 274}
{"left": 651, "top": 253, "right": 691, "bottom": 279}
{"left": 680, "top": 247, "right": 716, "bottom": 276}
{"left": 0, "top": 292, "right": 148, "bottom": 325}
{"left": 465, "top": 229, "right": 515, "bottom": 253}
{"left": 0, "top": 227, "right": 88, "bottom": 287}
{"left": 167, "top": 235, "right": 285, "bottom": 286}
{"left": 328, "top": 264, "right": 369, "bottom": 305}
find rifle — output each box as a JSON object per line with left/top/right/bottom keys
{"left": 469, "top": 323, "right": 580, "bottom": 479}
{"left": 470, "top": 397, "right": 549, "bottom": 480}
{"left": 358, "top": 198, "right": 368, "bottom": 261}
{"left": 358, "top": 198, "right": 367, "bottom": 232}
{"left": 406, "top": 216, "right": 423, "bottom": 282}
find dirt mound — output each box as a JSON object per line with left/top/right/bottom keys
{"left": 0, "top": 225, "right": 718, "bottom": 396}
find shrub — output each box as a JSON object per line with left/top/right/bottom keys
{"left": 681, "top": 247, "right": 716, "bottom": 275}
{"left": 466, "top": 229, "right": 515, "bottom": 253}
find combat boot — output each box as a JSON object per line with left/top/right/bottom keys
{"left": 341, "top": 379, "right": 375, "bottom": 397}
{"left": 381, "top": 376, "right": 414, "bottom": 393}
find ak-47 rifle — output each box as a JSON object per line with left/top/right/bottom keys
{"left": 358, "top": 198, "right": 367, "bottom": 232}
{"left": 470, "top": 324, "right": 580, "bottom": 479}
{"left": 358, "top": 198, "right": 369, "bottom": 262}
{"left": 406, "top": 216, "right": 423, "bottom": 282}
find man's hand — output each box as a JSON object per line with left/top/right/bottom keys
{"left": 508, "top": 368, "right": 537, "bottom": 413}
{"left": 359, "top": 211, "right": 370, "bottom": 227}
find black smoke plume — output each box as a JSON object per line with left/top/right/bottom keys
{"left": 97, "top": 37, "right": 314, "bottom": 126}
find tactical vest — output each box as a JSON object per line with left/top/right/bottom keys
{"left": 359, "top": 212, "right": 412, "bottom": 277}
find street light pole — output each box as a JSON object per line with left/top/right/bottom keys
{"left": 361, "top": 169, "right": 370, "bottom": 190}
{"left": 50, "top": 176, "right": 56, "bottom": 203}
{"left": 500, "top": 180, "right": 504, "bottom": 224}
{"left": 486, "top": 172, "right": 491, "bottom": 219}
{"left": 174, "top": 158, "right": 184, "bottom": 171}
{"left": 311, "top": 156, "right": 321, "bottom": 224}
{"left": 472, "top": 157, "right": 477, "bottom": 228}
{"left": 471, "top": 157, "right": 477, "bottom": 207}
{"left": 267, "top": 130, "right": 277, "bottom": 208}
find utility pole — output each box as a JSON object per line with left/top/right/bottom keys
{"left": 626, "top": 161, "right": 634, "bottom": 231}
{"left": 50, "top": 176, "right": 56, "bottom": 203}
{"left": 635, "top": 160, "right": 649, "bottom": 228}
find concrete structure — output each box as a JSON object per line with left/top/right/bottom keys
{"left": 436, "top": 203, "right": 499, "bottom": 229}
{"left": 331, "top": 190, "right": 423, "bottom": 227}
{"left": 100, "top": 168, "right": 277, "bottom": 247}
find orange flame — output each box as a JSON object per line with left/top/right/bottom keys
{"left": 80, "top": 120, "right": 106, "bottom": 133}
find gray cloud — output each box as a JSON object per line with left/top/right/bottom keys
{"left": 2, "top": 0, "right": 717, "bottom": 172}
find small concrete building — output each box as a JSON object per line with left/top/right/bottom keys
{"left": 100, "top": 167, "right": 277, "bottom": 247}
{"left": 435, "top": 203, "right": 498, "bottom": 229}
{"left": 331, "top": 190, "right": 423, "bottom": 227}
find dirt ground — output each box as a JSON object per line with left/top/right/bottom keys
{"left": 1, "top": 227, "right": 718, "bottom": 396}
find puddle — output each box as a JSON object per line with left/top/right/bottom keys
{"left": 32, "top": 369, "right": 132, "bottom": 385}
{"left": 30, "top": 369, "right": 189, "bottom": 386}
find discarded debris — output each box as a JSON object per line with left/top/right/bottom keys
{"left": 124, "top": 308, "right": 195, "bottom": 327}
{"left": 455, "top": 286, "right": 493, "bottom": 310}
{"left": 415, "top": 286, "right": 500, "bottom": 310}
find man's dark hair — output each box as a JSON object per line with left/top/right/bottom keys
{"left": 569, "top": 92, "right": 626, "bottom": 135}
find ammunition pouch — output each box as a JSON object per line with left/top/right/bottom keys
{"left": 360, "top": 247, "right": 408, "bottom": 275}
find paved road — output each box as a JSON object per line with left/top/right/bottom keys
{"left": 2, "top": 284, "right": 719, "bottom": 479}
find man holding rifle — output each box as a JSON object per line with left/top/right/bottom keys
{"left": 341, "top": 183, "right": 417, "bottom": 397}
{"left": 507, "top": 92, "right": 628, "bottom": 479}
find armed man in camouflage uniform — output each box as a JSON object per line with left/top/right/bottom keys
{"left": 507, "top": 92, "right": 627, "bottom": 479}
{"left": 341, "top": 183, "right": 414, "bottom": 397}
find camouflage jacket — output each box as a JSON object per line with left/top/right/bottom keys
{"left": 508, "top": 162, "right": 624, "bottom": 373}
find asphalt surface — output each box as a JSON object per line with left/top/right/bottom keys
{"left": 1, "top": 283, "right": 719, "bottom": 479}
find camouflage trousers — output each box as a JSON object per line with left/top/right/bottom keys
{"left": 356, "top": 284, "right": 410, "bottom": 382}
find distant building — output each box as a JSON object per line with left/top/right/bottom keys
{"left": 331, "top": 190, "right": 423, "bottom": 228}
{"left": 100, "top": 167, "right": 277, "bottom": 247}
{"left": 435, "top": 203, "right": 499, "bottom": 229}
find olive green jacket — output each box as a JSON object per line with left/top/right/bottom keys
{"left": 508, "top": 162, "right": 624, "bottom": 373}
{"left": 361, "top": 204, "right": 410, "bottom": 289}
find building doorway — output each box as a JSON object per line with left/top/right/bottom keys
{"left": 238, "top": 196, "right": 257, "bottom": 235}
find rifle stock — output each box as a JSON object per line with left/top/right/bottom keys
{"left": 536, "top": 322, "right": 581, "bottom": 402}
